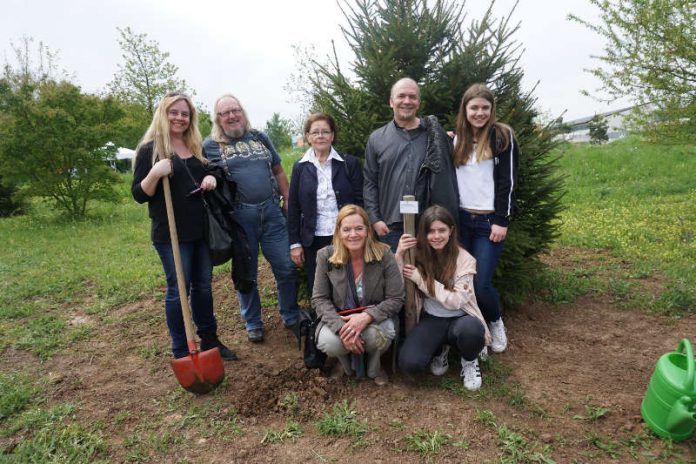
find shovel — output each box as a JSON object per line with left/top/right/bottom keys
{"left": 161, "top": 173, "right": 224, "bottom": 394}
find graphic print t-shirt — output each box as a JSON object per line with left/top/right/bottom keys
{"left": 203, "top": 132, "right": 280, "bottom": 204}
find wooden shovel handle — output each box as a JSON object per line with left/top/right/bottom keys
{"left": 162, "top": 175, "right": 198, "bottom": 353}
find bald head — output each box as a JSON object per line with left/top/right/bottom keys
{"left": 390, "top": 77, "right": 420, "bottom": 99}
{"left": 389, "top": 77, "right": 421, "bottom": 128}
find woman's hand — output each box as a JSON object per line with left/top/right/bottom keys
{"left": 290, "top": 247, "right": 304, "bottom": 267}
{"left": 339, "top": 312, "right": 373, "bottom": 354}
{"left": 402, "top": 264, "right": 422, "bottom": 285}
{"left": 489, "top": 224, "right": 508, "bottom": 243}
{"left": 150, "top": 159, "right": 172, "bottom": 179}
{"left": 395, "top": 233, "right": 417, "bottom": 259}
{"left": 200, "top": 175, "right": 217, "bottom": 191}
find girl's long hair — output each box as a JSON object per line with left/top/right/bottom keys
{"left": 415, "top": 205, "right": 459, "bottom": 295}
{"left": 329, "top": 204, "right": 389, "bottom": 266}
{"left": 453, "top": 83, "right": 512, "bottom": 166}
{"left": 136, "top": 91, "right": 204, "bottom": 164}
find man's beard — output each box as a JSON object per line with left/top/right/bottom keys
{"left": 224, "top": 127, "right": 245, "bottom": 138}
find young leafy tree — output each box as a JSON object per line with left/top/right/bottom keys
{"left": 108, "top": 27, "right": 191, "bottom": 116}
{"left": 0, "top": 37, "right": 66, "bottom": 216}
{"left": 588, "top": 114, "right": 609, "bottom": 144}
{"left": 297, "top": 0, "right": 565, "bottom": 304}
{"left": 0, "top": 43, "right": 125, "bottom": 219}
{"left": 569, "top": 0, "right": 696, "bottom": 143}
{"left": 107, "top": 27, "right": 193, "bottom": 147}
{"left": 264, "top": 112, "right": 294, "bottom": 151}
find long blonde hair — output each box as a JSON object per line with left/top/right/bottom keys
{"left": 329, "top": 205, "right": 389, "bottom": 266}
{"left": 136, "top": 91, "right": 204, "bottom": 164}
{"left": 453, "top": 83, "right": 512, "bottom": 166}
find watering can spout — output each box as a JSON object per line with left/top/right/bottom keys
{"left": 665, "top": 396, "right": 696, "bottom": 434}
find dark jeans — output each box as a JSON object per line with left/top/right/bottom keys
{"left": 399, "top": 312, "right": 485, "bottom": 374}
{"left": 378, "top": 222, "right": 404, "bottom": 253}
{"left": 458, "top": 211, "right": 504, "bottom": 322}
{"left": 303, "top": 235, "right": 333, "bottom": 297}
{"left": 233, "top": 198, "right": 299, "bottom": 330}
{"left": 154, "top": 239, "right": 217, "bottom": 358}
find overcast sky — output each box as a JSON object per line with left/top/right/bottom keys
{"left": 2, "top": 0, "right": 630, "bottom": 134}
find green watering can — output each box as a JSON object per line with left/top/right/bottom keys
{"left": 641, "top": 339, "right": 696, "bottom": 441}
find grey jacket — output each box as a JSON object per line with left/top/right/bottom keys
{"left": 311, "top": 246, "right": 404, "bottom": 333}
{"left": 363, "top": 116, "right": 458, "bottom": 226}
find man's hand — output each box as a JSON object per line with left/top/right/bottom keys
{"left": 372, "top": 221, "right": 390, "bottom": 236}
{"left": 290, "top": 247, "right": 304, "bottom": 267}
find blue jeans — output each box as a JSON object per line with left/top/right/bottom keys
{"left": 233, "top": 199, "right": 298, "bottom": 330}
{"left": 154, "top": 239, "right": 217, "bottom": 358}
{"left": 458, "top": 212, "right": 504, "bottom": 322}
{"left": 378, "top": 222, "right": 403, "bottom": 253}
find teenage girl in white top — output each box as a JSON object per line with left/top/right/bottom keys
{"left": 452, "top": 83, "right": 519, "bottom": 356}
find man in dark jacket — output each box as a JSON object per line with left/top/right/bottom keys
{"left": 363, "top": 77, "right": 458, "bottom": 251}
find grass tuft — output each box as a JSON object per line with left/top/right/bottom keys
{"left": 404, "top": 429, "right": 451, "bottom": 457}
{"left": 316, "top": 400, "right": 368, "bottom": 443}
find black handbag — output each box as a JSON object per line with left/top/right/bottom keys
{"left": 202, "top": 183, "right": 235, "bottom": 266}
{"left": 299, "top": 309, "right": 326, "bottom": 369}
{"left": 202, "top": 180, "right": 255, "bottom": 293}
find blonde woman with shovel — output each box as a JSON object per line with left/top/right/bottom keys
{"left": 132, "top": 91, "right": 237, "bottom": 366}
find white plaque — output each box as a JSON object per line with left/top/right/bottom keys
{"left": 399, "top": 200, "right": 419, "bottom": 214}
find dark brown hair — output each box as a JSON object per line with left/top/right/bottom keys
{"left": 415, "top": 205, "right": 459, "bottom": 295}
{"left": 453, "top": 83, "right": 512, "bottom": 166}
{"left": 303, "top": 112, "right": 337, "bottom": 144}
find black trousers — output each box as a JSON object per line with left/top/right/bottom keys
{"left": 398, "top": 312, "right": 485, "bottom": 374}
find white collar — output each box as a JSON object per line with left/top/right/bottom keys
{"left": 299, "top": 146, "right": 344, "bottom": 164}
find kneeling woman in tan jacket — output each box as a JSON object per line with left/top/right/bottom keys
{"left": 312, "top": 205, "right": 404, "bottom": 385}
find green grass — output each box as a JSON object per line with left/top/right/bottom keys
{"left": 316, "top": 400, "right": 368, "bottom": 444}
{"left": 404, "top": 429, "right": 451, "bottom": 457}
{"left": 550, "top": 138, "right": 695, "bottom": 314}
{"left": 280, "top": 146, "right": 305, "bottom": 175}
{"left": 0, "top": 372, "right": 35, "bottom": 421}
{"left": 261, "top": 419, "right": 303, "bottom": 444}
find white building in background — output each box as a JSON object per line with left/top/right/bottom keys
{"left": 561, "top": 106, "right": 636, "bottom": 143}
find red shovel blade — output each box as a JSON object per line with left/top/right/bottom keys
{"left": 170, "top": 347, "right": 225, "bottom": 394}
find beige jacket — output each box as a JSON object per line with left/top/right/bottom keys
{"left": 400, "top": 248, "right": 492, "bottom": 345}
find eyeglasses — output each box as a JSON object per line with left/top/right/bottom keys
{"left": 217, "top": 108, "right": 243, "bottom": 119}
{"left": 168, "top": 109, "right": 190, "bottom": 119}
{"left": 309, "top": 130, "right": 333, "bottom": 137}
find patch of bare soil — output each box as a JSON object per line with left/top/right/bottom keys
{"left": 2, "top": 254, "right": 696, "bottom": 463}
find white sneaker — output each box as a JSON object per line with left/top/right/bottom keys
{"left": 478, "top": 346, "right": 489, "bottom": 361}
{"left": 489, "top": 319, "right": 508, "bottom": 353}
{"left": 460, "top": 358, "right": 482, "bottom": 391}
{"left": 429, "top": 345, "right": 450, "bottom": 376}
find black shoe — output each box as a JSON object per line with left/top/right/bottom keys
{"left": 200, "top": 338, "right": 238, "bottom": 361}
{"left": 216, "top": 343, "right": 238, "bottom": 361}
{"left": 285, "top": 321, "right": 301, "bottom": 343}
{"left": 247, "top": 328, "right": 264, "bottom": 343}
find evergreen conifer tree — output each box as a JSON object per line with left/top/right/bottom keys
{"left": 299, "top": 0, "right": 565, "bottom": 304}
